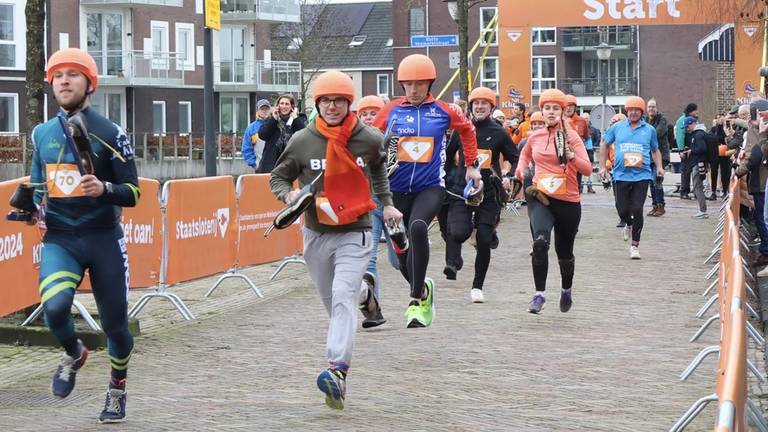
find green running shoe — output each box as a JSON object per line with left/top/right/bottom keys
{"left": 405, "top": 277, "right": 435, "bottom": 328}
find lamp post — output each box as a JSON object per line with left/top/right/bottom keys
{"left": 595, "top": 42, "right": 613, "bottom": 106}
{"left": 444, "top": 0, "right": 469, "bottom": 102}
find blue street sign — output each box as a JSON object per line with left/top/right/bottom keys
{"left": 410, "top": 35, "right": 458, "bottom": 47}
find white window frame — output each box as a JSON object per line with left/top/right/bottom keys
{"left": 175, "top": 23, "right": 195, "bottom": 71}
{"left": 479, "top": 7, "right": 498, "bottom": 47}
{"left": 153, "top": 100, "right": 167, "bottom": 135}
{"left": 480, "top": 57, "right": 499, "bottom": 92}
{"left": 0, "top": 92, "right": 18, "bottom": 133}
{"left": 532, "top": 56, "right": 557, "bottom": 95}
{"left": 150, "top": 20, "right": 169, "bottom": 70}
{"left": 0, "top": 2, "right": 26, "bottom": 70}
{"left": 376, "top": 74, "right": 390, "bottom": 98}
{"left": 349, "top": 35, "right": 366, "bottom": 47}
{"left": 532, "top": 27, "right": 557, "bottom": 46}
{"left": 409, "top": 8, "right": 425, "bottom": 38}
{"left": 219, "top": 95, "right": 249, "bottom": 134}
{"left": 178, "top": 101, "right": 192, "bottom": 134}
{"left": 83, "top": 11, "right": 125, "bottom": 77}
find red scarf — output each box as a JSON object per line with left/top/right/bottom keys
{"left": 316, "top": 115, "right": 376, "bottom": 225}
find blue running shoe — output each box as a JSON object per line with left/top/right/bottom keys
{"left": 51, "top": 339, "right": 88, "bottom": 398}
{"left": 317, "top": 368, "right": 346, "bottom": 410}
{"left": 528, "top": 294, "right": 545, "bottom": 314}
{"left": 99, "top": 387, "right": 127, "bottom": 423}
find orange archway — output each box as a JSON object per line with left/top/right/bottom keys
{"left": 498, "top": 0, "right": 764, "bottom": 110}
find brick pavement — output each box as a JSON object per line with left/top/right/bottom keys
{"left": 0, "top": 190, "right": 758, "bottom": 431}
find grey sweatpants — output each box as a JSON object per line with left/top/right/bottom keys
{"left": 303, "top": 228, "right": 372, "bottom": 368}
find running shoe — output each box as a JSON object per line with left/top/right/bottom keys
{"left": 559, "top": 289, "right": 573, "bottom": 313}
{"left": 443, "top": 265, "right": 457, "bottom": 281}
{"left": 317, "top": 368, "right": 346, "bottom": 410}
{"left": 470, "top": 288, "right": 484, "bottom": 303}
{"left": 630, "top": 245, "right": 641, "bottom": 260}
{"left": 52, "top": 339, "right": 88, "bottom": 398}
{"left": 616, "top": 220, "right": 626, "bottom": 228}
{"left": 359, "top": 272, "right": 386, "bottom": 328}
{"left": 622, "top": 225, "right": 631, "bottom": 242}
{"left": 528, "top": 293, "right": 545, "bottom": 314}
{"left": 694, "top": 211, "right": 709, "bottom": 219}
{"left": 405, "top": 278, "right": 435, "bottom": 328}
{"left": 99, "top": 386, "right": 127, "bottom": 423}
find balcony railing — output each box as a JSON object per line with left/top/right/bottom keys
{"left": 90, "top": 50, "right": 187, "bottom": 87}
{"left": 80, "top": 0, "right": 183, "bottom": 6}
{"left": 561, "top": 27, "right": 635, "bottom": 49}
{"left": 214, "top": 60, "right": 301, "bottom": 93}
{"left": 222, "top": 0, "right": 301, "bottom": 23}
{"left": 560, "top": 77, "right": 638, "bottom": 97}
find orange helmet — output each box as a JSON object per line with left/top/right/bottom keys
{"left": 356, "top": 95, "right": 385, "bottom": 113}
{"left": 565, "top": 94, "right": 578, "bottom": 106}
{"left": 625, "top": 96, "right": 646, "bottom": 113}
{"left": 397, "top": 54, "right": 437, "bottom": 82}
{"left": 530, "top": 112, "right": 545, "bottom": 123}
{"left": 468, "top": 86, "right": 497, "bottom": 107}
{"left": 312, "top": 70, "right": 355, "bottom": 103}
{"left": 46, "top": 48, "right": 99, "bottom": 91}
{"left": 610, "top": 113, "right": 627, "bottom": 124}
{"left": 538, "top": 89, "right": 567, "bottom": 109}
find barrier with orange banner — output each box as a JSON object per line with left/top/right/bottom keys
{"left": 163, "top": 176, "right": 238, "bottom": 285}
{"left": 120, "top": 178, "right": 162, "bottom": 288}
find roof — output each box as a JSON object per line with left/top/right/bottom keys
{"left": 273, "top": 2, "right": 393, "bottom": 70}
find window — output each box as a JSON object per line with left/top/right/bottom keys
{"left": 87, "top": 12, "right": 123, "bottom": 76}
{"left": 90, "top": 90, "right": 124, "bottom": 125}
{"left": 219, "top": 26, "right": 245, "bottom": 82}
{"left": 151, "top": 21, "right": 169, "bottom": 70}
{"left": 532, "top": 56, "right": 556, "bottom": 94}
{"left": 409, "top": 8, "right": 425, "bottom": 38}
{"left": 175, "top": 23, "right": 195, "bottom": 71}
{"left": 479, "top": 7, "right": 497, "bottom": 46}
{"left": 386, "top": 38, "right": 393, "bottom": 47}
{"left": 178, "top": 101, "right": 192, "bottom": 134}
{"left": 0, "top": 93, "right": 18, "bottom": 133}
{"left": 377, "top": 74, "right": 390, "bottom": 98}
{"left": 532, "top": 27, "right": 556, "bottom": 45}
{"left": 287, "top": 37, "right": 302, "bottom": 50}
{"left": 219, "top": 95, "right": 249, "bottom": 134}
{"left": 481, "top": 57, "right": 498, "bottom": 92}
{"left": 349, "top": 35, "right": 367, "bottom": 47}
{"left": 0, "top": 4, "right": 15, "bottom": 68}
{"left": 153, "top": 101, "right": 166, "bottom": 134}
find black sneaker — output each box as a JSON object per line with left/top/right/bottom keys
{"left": 443, "top": 265, "right": 457, "bottom": 280}
{"left": 359, "top": 272, "right": 386, "bottom": 328}
{"left": 616, "top": 220, "right": 626, "bottom": 228}
{"left": 490, "top": 231, "right": 499, "bottom": 250}
{"left": 559, "top": 289, "right": 573, "bottom": 313}
{"left": 99, "top": 387, "right": 127, "bottom": 423}
{"left": 51, "top": 340, "right": 88, "bottom": 398}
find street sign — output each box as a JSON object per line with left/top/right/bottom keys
{"left": 590, "top": 103, "right": 616, "bottom": 132}
{"left": 205, "top": 0, "right": 221, "bottom": 30}
{"left": 410, "top": 35, "right": 458, "bottom": 47}
{"left": 449, "top": 52, "right": 459, "bottom": 69}
{"left": 452, "top": 91, "right": 460, "bottom": 102}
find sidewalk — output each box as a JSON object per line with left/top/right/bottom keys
{"left": 0, "top": 190, "right": 749, "bottom": 431}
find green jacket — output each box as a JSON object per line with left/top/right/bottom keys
{"left": 270, "top": 116, "right": 393, "bottom": 233}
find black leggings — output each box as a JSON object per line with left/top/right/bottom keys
{"left": 526, "top": 195, "right": 581, "bottom": 292}
{"left": 393, "top": 187, "right": 445, "bottom": 299}
{"left": 711, "top": 156, "right": 731, "bottom": 194}
{"left": 445, "top": 195, "right": 500, "bottom": 289}
{"left": 614, "top": 180, "right": 650, "bottom": 243}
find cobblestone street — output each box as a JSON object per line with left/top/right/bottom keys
{"left": 0, "top": 191, "right": 752, "bottom": 431}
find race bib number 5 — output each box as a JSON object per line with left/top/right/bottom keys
{"left": 398, "top": 137, "right": 434, "bottom": 163}
{"left": 536, "top": 173, "right": 567, "bottom": 196}
{"left": 46, "top": 164, "right": 85, "bottom": 198}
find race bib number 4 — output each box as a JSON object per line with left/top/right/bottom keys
{"left": 536, "top": 173, "right": 567, "bottom": 196}
{"left": 477, "top": 149, "right": 492, "bottom": 169}
{"left": 623, "top": 152, "right": 644, "bottom": 168}
{"left": 398, "top": 137, "right": 434, "bottom": 163}
{"left": 46, "top": 164, "right": 85, "bottom": 198}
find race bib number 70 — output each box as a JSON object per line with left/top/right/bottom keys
{"left": 46, "top": 164, "right": 85, "bottom": 198}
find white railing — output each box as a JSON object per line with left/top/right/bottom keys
{"left": 222, "top": 0, "right": 301, "bottom": 23}
{"left": 80, "top": 0, "right": 183, "bottom": 6}
{"left": 90, "top": 50, "right": 187, "bottom": 87}
{"left": 214, "top": 60, "right": 301, "bottom": 92}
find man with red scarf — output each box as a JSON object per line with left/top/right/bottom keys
{"left": 270, "top": 70, "right": 402, "bottom": 410}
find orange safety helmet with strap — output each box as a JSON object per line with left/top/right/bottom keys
{"left": 356, "top": 95, "right": 385, "bottom": 113}
{"left": 530, "top": 111, "right": 545, "bottom": 124}
{"left": 46, "top": 48, "right": 99, "bottom": 92}
{"left": 468, "top": 86, "right": 497, "bottom": 107}
{"left": 538, "top": 89, "right": 567, "bottom": 109}
{"left": 312, "top": 70, "right": 356, "bottom": 103}
{"left": 565, "top": 94, "right": 578, "bottom": 107}
{"left": 397, "top": 54, "right": 437, "bottom": 82}
{"left": 624, "top": 96, "right": 646, "bottom": 113}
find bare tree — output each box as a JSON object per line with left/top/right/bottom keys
{"left": 24, "top": 0, "right": 45, "bottom": 174}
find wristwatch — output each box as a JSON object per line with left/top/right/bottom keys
{"left": 103, "top": 181, "right": 114, "bottom": 195}
{"left": 470, "top": 158, "right": 480, "bottom": 169}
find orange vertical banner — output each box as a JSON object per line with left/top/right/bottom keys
{"left": 120, "top": 177, "right": 162, "bottom": 288}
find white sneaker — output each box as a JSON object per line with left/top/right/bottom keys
{"left": 630, "top": 245, "right": 641, "bottom": 260}
{"left": 470, "top": 288, "right": 485, "bottom": 303}
{"left": 622, "top": 225, "right": 631, "bottom": 242}
{"left": 693, "top": 211, "right": 709, "bottom": 219}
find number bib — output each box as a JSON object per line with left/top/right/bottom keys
{"left": 315, "top": 196, "right": 341, "bottom": 226}
{"left": 46, "top": 164, "right": 85, "bottom": 198}
{"left": 477, "top": 149, "right": 492, "bottom": 169}
{"left": 536, "top": 173, "right": 567, "bottom": 196}
{"left": 623, "top": 152, "right": 644, "bottom": 168}
{"left": 398, "top": 137, "right": 434, "bottom": 163}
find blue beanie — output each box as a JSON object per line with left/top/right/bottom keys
{"left": 684, "top": 116, "right": 697, "bottom": 127}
